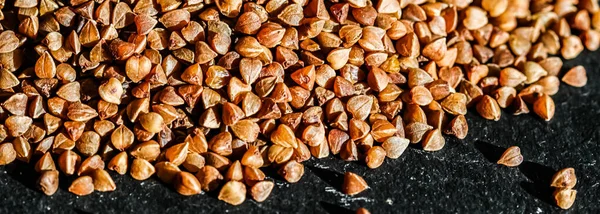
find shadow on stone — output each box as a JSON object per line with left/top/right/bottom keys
{"left": 58, "top": 173, "right": 75, "bottom": 192}
{"left": 73, "top": 208, "right": 93, "bottom": 214}
{"left": 4, "top": 161, "right": 38, "bottom": 192}
{"left": 519, "top": 161, "right": 556, "bottom": 185}
{"left": 307, "top": 166, "right": 344, "bottom": 192}
{"left": 204, "top": 187, "right": 220, "bottom": 200}
{"left": 408, "top": 143, "right": 422, "bottom": 150}
{"left": 473, "top": 140, "right": 505, "bottom": 163}
{"left": 519, "top": 181, "right": 554, "bottom": 206}
{"left": 319, "top": 201, "right": 353, "bottom": 214}
{"left": 518, "top": 161, "right": 557, "bottom": 206}
{"left": 262, "top": 165, "right": 286, "bottom": 183}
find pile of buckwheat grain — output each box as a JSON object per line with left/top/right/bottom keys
{"left": 0, "top": 0, "right": 590, "bottom": 210}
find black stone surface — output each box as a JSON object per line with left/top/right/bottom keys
{"left": 1, "top": 51, "right": 600, "bottom": 214}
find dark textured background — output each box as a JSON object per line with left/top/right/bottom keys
{"left": 1, "top": 50, "right": 599, "bottom": 214}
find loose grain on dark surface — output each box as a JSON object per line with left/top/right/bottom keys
{"left": 1, "top": 0, "right": 600, "bottom": 212}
